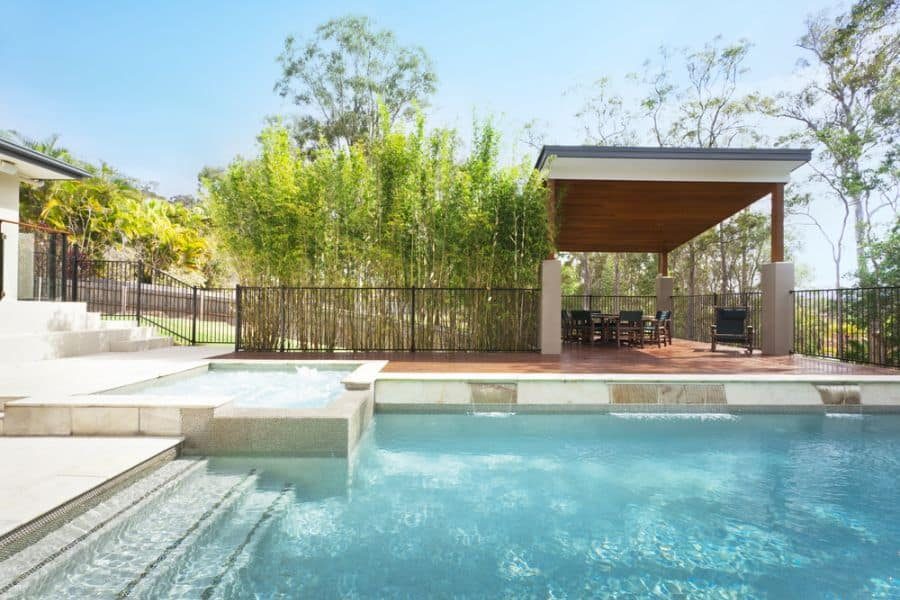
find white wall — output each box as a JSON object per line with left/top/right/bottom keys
{"left": 540, "top": 259, "right": 562, "bottom": 355}
{"left": 0, "top": 173, "right": 19, "bottom": 302}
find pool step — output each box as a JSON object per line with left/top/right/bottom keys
{"left": 130, "top": 478, "right": 289, "bottom": 598}
{"left": 6, "top": 466, "right": 259, "bottom": 598}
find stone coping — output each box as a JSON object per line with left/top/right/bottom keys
{"left": 375, "top": 371, "right": 900, "bottom": 383}
{"left": 6, "top": 394, "right": 233, "bottom": 410}
{"left": 0, "top": 437, "right": 183, "bottom": 542}
{"left": 212, "top": 389, "right": 370, "bottom": 420}
{"left": 209, "top": 358, "right": 387, "bottom": 391}
{"left": 86, "top": 359, "right": 387, "bottom": 398}
{"left": 375, "top": 402, "right": 900, "bottom": 414}
{"left": 0, "top": 359, "right": 214, "bottom": 400}
{"left": 2, "top": 358, "right": 386, "bottom": 411}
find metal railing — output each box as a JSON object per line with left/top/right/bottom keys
{"left": 670, "top": 292, "right": 762, "bottom": 350}
{"left": 0, "top": 219, "right": 73, "bottom": 301}
{"left": 793, "top": 287, "right": 899, "bottom": 368}
{"left": 7, "top": 238, "right": 897, "bottom": 365}
{"left": 74, "top": 259, "right": 236, "bottom": 345}
{"left": 235, "top": 286, "right": 540, "bottom": 353}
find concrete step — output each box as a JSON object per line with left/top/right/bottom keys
{"left": 84, "top": 311, "right": 102, "bottom": 330}
{"left": 0, "top": 302, "right": 92, "bottom": 334}
{"left": 109, "top": 336, "right": 173, "bottom": 352}
{"left": 0, "top": 326, "right": 169, "bottom": 362}
{"left": 101, "top": 319, "right": 138, "bottom": 331}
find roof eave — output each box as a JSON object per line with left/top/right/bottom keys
{"left": 535, "top": 145, "right": 813, "bottom": 171}
{"left": 0, "top": 138, "right": 91, "bottom": 180}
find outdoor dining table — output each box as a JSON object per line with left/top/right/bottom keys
{"left": 587, "top": 312, "right": 659, "bottom": 344}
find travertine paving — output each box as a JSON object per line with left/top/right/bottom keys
{"left": 0, "top": 345, "right": 223, "bottom": 399}
{"left": 0, "top": 436, "right": 181, "bottom": 538}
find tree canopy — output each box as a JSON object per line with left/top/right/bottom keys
{"left": 764, "top": 0, "right": 900, "bottom": 286}
{"left": 2, "top": 131, "right": 212, "bottom": 280}
{"left": 275, "top": 15, "right": 437, "bottom": 151}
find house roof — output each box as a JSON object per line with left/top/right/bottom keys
{"left": 0, "top": 138, "right": 91, "bottom": 181}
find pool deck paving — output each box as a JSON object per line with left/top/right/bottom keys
{"left": 0, "top": 436, "right": 181, "bottom": 540}
{"left": 0, "top": 345, "right": 223, "bottom": 400}
{"left": 221, "top": 339, "right": 898, "bottom": 376}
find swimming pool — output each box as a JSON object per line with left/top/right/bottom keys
{"left": 108, "top": 362, "right": 358, "bottom": 409}
{"left": 6, "top": 413, "right": 899, "bottom": 597}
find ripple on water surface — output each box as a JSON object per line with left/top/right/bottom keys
{"left": 10, "top": 413, "right": 900, "bottom": 599}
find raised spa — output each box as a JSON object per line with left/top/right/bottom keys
{"left": 106, "top": 362, "right": 360, "bottom": 409}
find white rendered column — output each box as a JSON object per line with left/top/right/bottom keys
{"left": 540, "top": 259, "right": 562, "bottom": 355}
{"left": 0, "top": 173, "right": 19, "bottom": 301}
{"left": 761, "top": 261, "right": 794, "bottom": 355}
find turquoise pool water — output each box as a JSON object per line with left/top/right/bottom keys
{"left": 112, "top": 363, "right": 356, "bottom": 408}
{"left": 10, "top": 413, "right": 900, "bottom": 598}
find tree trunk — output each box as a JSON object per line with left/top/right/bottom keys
{"left": 580, "top": 252, "right": 592, "bottom": 310}
{"left": 853, "top": 199, "right": 869, "bottom": 282}
{"left": 719, "top": 223, "right": 728, "bottom": 295}
{"left": 613, "top": 253, "right": 621, "bottom": 296}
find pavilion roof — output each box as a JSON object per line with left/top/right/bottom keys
{"left": 535, "top": 145, "right": 811, "bottom": 253}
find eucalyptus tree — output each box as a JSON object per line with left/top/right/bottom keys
{"left": 572, "top": 38, "right": 768, "bottom": 297}
{"left": 765, "top": 0, "right": 900, "bottom": 285}
{"left": 275, "top": 15, "right": 437, "bottom": 150}
{"left": 864, "top": 215, "right": 900, "bottom": 285}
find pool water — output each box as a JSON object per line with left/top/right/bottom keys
{"left": 10, "top": 414, "right": 900, "bottom": 598}
{"left": 116, "top": 363, "right": 355, "bottom": 409}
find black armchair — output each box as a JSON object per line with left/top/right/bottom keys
{"left": 710, "top": 307, "right": 753, "bottom": 354}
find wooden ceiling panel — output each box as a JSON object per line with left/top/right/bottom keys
{"left": 553, "top": 179, "right": 774, "bottom": 253}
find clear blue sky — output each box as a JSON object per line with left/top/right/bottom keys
{"left": 1, "top": 0, "right": 843, "bottom": 283}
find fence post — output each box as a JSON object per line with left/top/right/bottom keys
{"left": 410, "top": 287, "right": 416, "bottom": 352}
{"left": 48, "top": 234, "right": 58, "bottom": 300}
{"left": 191, "top": 286, "right": 198, "bottom": 346}
{"left": 60, "top": 237, "right": 68, "bottom": 300}
{"left": 279, "top": 285, "right": 286, "bottom": 353}
{"left": 135, "top": 261, "right": 143, "bottom": 324}
{"left": 234, "top": 284, "right": 242, "bottom": 352}
{"left": 836, "top": 290, "right": 845, "bottom": 361}
{"left": 71, "top": 252, "right": 79, "bottom": 302}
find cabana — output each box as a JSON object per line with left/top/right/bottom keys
{"left": 534, "top": 146, "right": 811, "bottom": 356}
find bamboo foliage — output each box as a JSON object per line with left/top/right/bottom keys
{"left": 204, "top": 115, "right": 550, "bottom": 289}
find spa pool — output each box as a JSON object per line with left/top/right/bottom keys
{"left": 104, "top": 362, "right": 359, "bottom": 409}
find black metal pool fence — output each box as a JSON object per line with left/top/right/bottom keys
{"left": 3, "top": 238, "right": 896, "bottom": 365}
{"left": 235, "top": 286, "right": 541, "bottom": 352}
{"left": 792, "top": 286, "right": 899, "bottom": 368}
